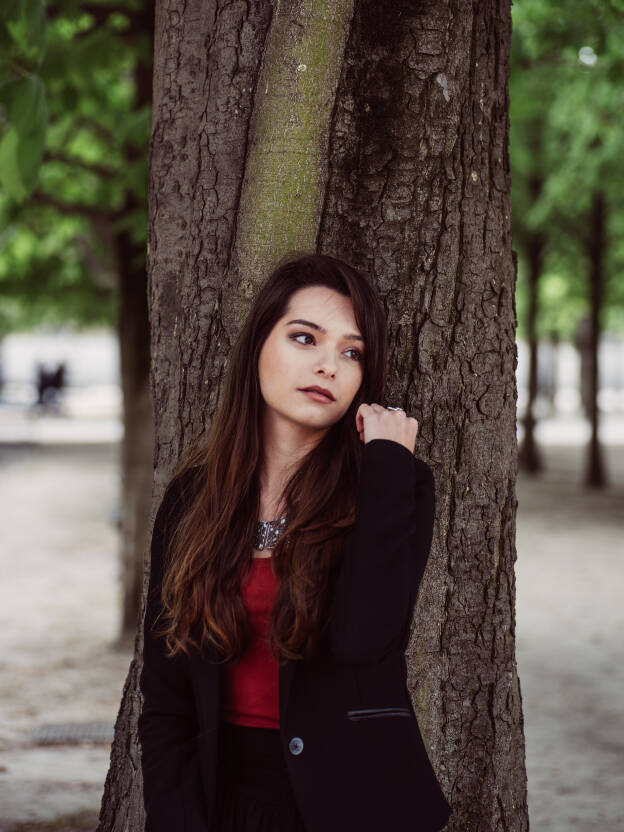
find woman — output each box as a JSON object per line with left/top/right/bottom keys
{"left": 138, "top": 253, "right": 453, "bottom": 832}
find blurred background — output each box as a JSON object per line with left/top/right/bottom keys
{"left": 0, "top": 1, "right": 623, "bottom": 830}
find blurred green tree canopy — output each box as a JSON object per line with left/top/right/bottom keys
{"left": 0, "top": 0, "right": 623, "bottom": 339}
{"left": 0, "top": 0, "right": 150, "bottom": 333}
{"left": 511, "top": 0, "right": 624, "bottom": 339}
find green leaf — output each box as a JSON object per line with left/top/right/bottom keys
{"left": 0, "top": 76, "right": 44, "bottom": 131}
{"left": 0, "top": 75, "right": 47, "bottom": 198}
{"left": 0, "top": 127, "right": 28, "bottom": 199}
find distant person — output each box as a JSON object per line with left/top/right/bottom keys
{"left": 35, "top": 361, "right": 67, "bottom": 410}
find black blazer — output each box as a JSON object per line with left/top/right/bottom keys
{"left": 138, "top": 438, "right": 453, "bottom": 832}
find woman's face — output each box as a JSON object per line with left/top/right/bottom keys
{"left": 257, "top": 285, "right": 365, "bottom": 439}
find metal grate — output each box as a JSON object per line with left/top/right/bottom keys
{"left": 33, "top": 721, "right": 114, "bottom": 745}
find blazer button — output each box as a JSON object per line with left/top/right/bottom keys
{"left": 288, "top": 736, "right": 304, "bottom": 755}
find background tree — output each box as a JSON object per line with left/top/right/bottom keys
{"left": 99, "top": 1, "right": 529, "bottom": 830}
{"left": 510, "top": 0, "right": 624, "bottom": 483}
{"left": 0, "top": 0, "right": 155, "bottom": 644}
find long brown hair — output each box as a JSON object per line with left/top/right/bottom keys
{"left": 155, "top": 252, "right": 387, "bottom": 666}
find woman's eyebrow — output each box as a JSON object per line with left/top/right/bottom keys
{"left": 285, "top": 319, "right": 365, "bottom": 343}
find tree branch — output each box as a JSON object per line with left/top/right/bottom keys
{"left": 43, "top": 151, "right": 118, "bottom": 179}
{"left": 51, "top": 115, "right": 117, "bottom": 147}
{"left": 29, "top": 189, "right": 122, "bottom": 222}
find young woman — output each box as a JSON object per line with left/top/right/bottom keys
{"left": 138, "top": 253, "right": 453, "bottom": 832}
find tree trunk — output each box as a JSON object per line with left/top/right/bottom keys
{"left": 99, "top": 2, "right": 528, "bottom": 830}
{"left": 584, "top": 190, "right": 606, "bottom": 487}
{"left": 97, "top": 3, "right": 156, "bottom": 826}
{"left": 518, "top": 225, "right": 544, "bottom": 473}
{"left": 116, "top": 194, "right": 155, "bottom": 647}
{"left": 114, "top": 7, "right": 157, "bottom": 648}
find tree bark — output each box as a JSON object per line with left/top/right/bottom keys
{"left": 99, "top": 2, "right": 528, "bottom": 830}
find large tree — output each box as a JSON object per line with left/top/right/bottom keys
{"left": 99, "top": 2, "right": 528, "bottom": 830}
{"left": 510, "top": 0, "right": 624, "bottom": 484}
{"left": 0, "top": 0, "right": 155, "bottom": 645}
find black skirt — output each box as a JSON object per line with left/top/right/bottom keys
{"left": 214, "top": 719, "right": 308, "bottom": 832}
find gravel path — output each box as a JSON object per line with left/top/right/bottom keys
{"left": 0, "top": 443, "right": 128, "bottom": 831}
{"left": 514, "top": 443, "right": 624, "bottom": 831}
{"left": 0, "top": 439, "right": 622, "bottom": 831}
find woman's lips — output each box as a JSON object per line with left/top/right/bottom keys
{"left": 299, "top": 389, "right": 334, "bottom": 403}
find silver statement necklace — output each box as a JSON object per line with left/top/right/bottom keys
{"left": 253, "top": 516, "right": 288, "bottom": 551}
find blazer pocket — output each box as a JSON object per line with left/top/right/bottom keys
{"left": 346, "top": 706, "right": 412, "bottom": 721}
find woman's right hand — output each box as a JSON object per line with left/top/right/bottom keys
{"left": 355, "top": 403, "right": 419, "bottom": 454}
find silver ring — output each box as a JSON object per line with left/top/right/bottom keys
{"left": 387, "top": 406, "right": 404, "bottom": 411}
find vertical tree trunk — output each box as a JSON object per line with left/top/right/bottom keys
{"left": 519, "top": 225, "right": 544, "bottom": 473}
{"left": 585, "top": 189, "right": 606, "bottom": 487}
{"left": 99, "top": 2, "right": 528, "bottom": 830}
{"left": 114, "top": 6, "right": 156, "bottom": 647}
{"left": 116, "top": 197, "right": 154, "bottom": 647}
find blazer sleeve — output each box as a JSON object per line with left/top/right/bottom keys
{"left": 329, "top": 438, "right": 436, "bottom": 664}
{"left": 138, "top": 475, "right": 210, "bottom": 832}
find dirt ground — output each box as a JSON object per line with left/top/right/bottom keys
{"left": 0, "top": 438, "right": 622, "bottom": 831}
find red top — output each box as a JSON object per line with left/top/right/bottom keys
{"left": 220, "top": 557, "right": 281, "bottom": 729}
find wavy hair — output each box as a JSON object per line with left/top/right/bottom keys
{"left": 154, "top": 252, "right": 387, "bottom": 666}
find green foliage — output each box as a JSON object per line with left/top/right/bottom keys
{"left": 2, "top": 2, "right": 622, "bottom": 341}
{"left": 510, "top": 0, "right": 624, "bottom": 339}
{"left": 0, "top": 0, "right": 49, "bottom": 200}
{"left": 0, "top": 0, "right": 151, "bottom": 334}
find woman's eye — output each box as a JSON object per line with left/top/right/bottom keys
{"left": 289, "top": 332, "right": 362, "bottom": 362}
{"left": 290, "top": 332, "right": 314, "bottom": 346}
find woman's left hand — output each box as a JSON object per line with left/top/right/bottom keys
{"left": 355, "top": 403, "right": 419, "bottom": 454}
